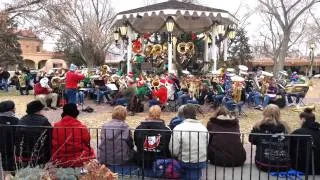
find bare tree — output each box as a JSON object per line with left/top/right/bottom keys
{"left": 257, "top": 0, "right": 320, "bottom": 74}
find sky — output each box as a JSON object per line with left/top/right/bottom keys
{"left": 0, "top": 0, "right": 266, "bottom": 51}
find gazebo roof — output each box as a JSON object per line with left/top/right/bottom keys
{"left": 112, "top": 0, "right": 237, "bottom": 34}
{"left": 118, "top": 0, "right": 229, "bottom": 15}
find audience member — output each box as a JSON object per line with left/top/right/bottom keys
{"left": 15, "top": 100, "right": 52, "bottom": 167}
{"left": 134, "top": 105, "right": 171, "bottom": 167}
{"left": 0, "top": 101, "right": 19, "bottom": 171}
{"left": 290, "top": 108, "right": 320, "bottom": 174}
{"left": 249, "top": 104, "right": 291, "bottom": 172}
{"left": 98, "top": 106, "right": 135, "bottom": 165}
{"left": 170, "top": 104, "right": 208, "bottom": 180}
{"left": 207, "top": 106, "right": 246, "bottom": 167}
{"left": 52, "top": 103, "right": 95, "bottom": 167}
{"left": 168, "top": 105, "right": 185, "bottom": 130}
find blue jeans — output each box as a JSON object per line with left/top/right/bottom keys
{"left": 178, "top": 94, "right": 192, "bottom": 106}
{"left": 248, "top": 91, "right": 259, "bottom": 106}
{"left": 149, "top": 99, "right": 160, "bottom": 107}
{"left": 263, "top": 95, "right": 271, "bottom": 107}
{"left": 287, "top": 94, "right": 301, "bottom": 104}
{"left": 254, "top": 93, "right": 262, "bottom": 106}
{"left": 76, "top": 91, "right": 85, "bottom": 104}
{"left": 1, "top": 79, "right": 8, "bottom": 91}
{"left": 212, "top": 94, "right": 224, "bottom": 105}
{"left": 116, "top": 98, "right": 128, "bottom": 106}
{"left": 180, "top": 161, "right": 206, "bottom": 180}
{"left": 66, "top": 89, "right": 77, "bottom": 104}
{"left": 187, "top": 100, "right": 199, "bottom": 104}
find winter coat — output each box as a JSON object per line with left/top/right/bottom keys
{"left": 207, "top": 115, "right": 246, "bottom": 167}
{"left": 98, "top": 119, "right": 135, "bottom": 165}
{"left": 34, "top": 82, "right": 50, "bottom": 95}
{"left": 290, "top": 120, "right": 320, "bottom": 174}
{"left": 152, "top": 86, "right": 168, "bottom": 104}
{"left": 15, "top": 114, "right": 52, "bottom": 166}
{"left": 52, "top": 115, "right": 95, "bottom": 167}
{"left": 168, "top": 116, "right": 184, "bottom": 130}
{"left": 249, "top": 123, "right": 291, "bottom": 172}
{"left": 170, "top": 119, "right": 208, "bottom": 163}
{"left": 65, "top": 71, "right": 85, "bottom": 89}
{"left": 134, "top": 119, "right": 171, "bottom": 167}
{"left": 0, "top": 112, "right": 19, "bottom": 171}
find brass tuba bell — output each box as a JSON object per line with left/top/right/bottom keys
{"left": 152, "top": 79, "right": 160, "bottom": 89}
{"left": 186, "top": 42, "right": 195, "bottom": 55}
{"left": 177, "top": 42, "right": 187, "bottom": 55}
{"left": 152, "top": 44, "right": 162, "bottom": 56}
{"left": 144, "top": 45, "right": 153, "bottom": 57}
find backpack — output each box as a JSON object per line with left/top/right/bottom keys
{"left": 153, "top": 159, "right": 181, "bottom": 179}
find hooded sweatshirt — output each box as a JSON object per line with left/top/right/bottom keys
{"left": 291, "top": 120, "right": 320, "bottom": 174}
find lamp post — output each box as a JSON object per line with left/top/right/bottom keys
{"left": 166, "top": 16, "right": 175, "bottom": 73}
{"left": 113, "top": 30, "right": 120, "bottom": 44}
{"left": 309, "top": 43, "right": 316, "bottom": 77}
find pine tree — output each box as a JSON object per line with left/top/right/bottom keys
{"left": 227, "top": 28, "right": 253, "bottom": 66}
{"left": 0, "top": 14, "right": 23, "bottom": 67}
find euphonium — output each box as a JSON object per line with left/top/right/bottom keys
{"left": 144, "top": 45, "right": 153, "bottom": 57}
{"left": 186, "top": 42, "right": 195, "bottom": 55}
{"left": 152, "top": 44, "right": 162, "bottom": 56}
{"left": 177, "top": 42, "right": 187, "bottom": 55}
{"left": 292, "top": 105, "right": 316, "bottom": 112}
{"left": 232, "top": 82, "right": 243, "bottom": 103}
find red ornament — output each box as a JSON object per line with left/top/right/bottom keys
{"left": 143, "top": 33, "right": 151, "bottom": 39}
{"left": 191, "top": 32, "right": 197, "bottom": 41}
{"left": 132, "top": 39, "right": 142, "bottom": 54}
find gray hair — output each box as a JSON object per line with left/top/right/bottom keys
{"left": 177, "top": 105, "right": 185, "bottom": 118}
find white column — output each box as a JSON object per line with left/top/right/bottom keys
{"left": 126, "top": 26, "right": 132, "bottom": 74}
{"left": 172, "top": 37, "right": 177, "bottom": 73}
{"left": 223, "top": 38, "right": 228, "bottom": 61}
{"left": 211, "top": 26, "right": 217, "bottom": 72}
{"left": 168, "top": 34, "right": 173, "bottom": 73}
{"left": 204, "top": 35, "right": 209, "bottom": 72}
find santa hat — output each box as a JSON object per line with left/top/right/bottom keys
{"left": 160, "top": 79, "right": 166, "bottom": 86}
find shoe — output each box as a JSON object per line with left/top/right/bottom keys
{"left": 288, "top": 103, "right": 296, "bottom": 107}
{"left": 50, "top": 107, "right": 57, "bottom": 110}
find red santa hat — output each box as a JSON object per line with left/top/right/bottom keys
{"left": 160, "top": 79, "right": 166, "bottom": 86}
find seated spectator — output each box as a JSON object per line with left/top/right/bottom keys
{"left": 170, "top": 104, "right": 208, "bottom": 180}
{"left": 207, "top": 106, "right": 246, "bottom": 167}
{"left": 168, "top": 105, "right": 185, "bottom": 130}
{"left": 0, "top": 101, "right": 19, "bottom": 171}
{"left": 290, "top": 108, "right": 320, "bottom": 174}
{"left": 15, "top": 100, "right": 52, "bottom": 168}
{"left": 34, "top": 77, "right": 58, "bottom": 110}
{"left": 52, "top": 103, "right": 95, "bottom": 167}
{"left": 98, "top": 106, "right": 135, "bottom": 165}
{"left": 134, "top": 105, "right": 171, "bottom": 167}
{"left": 249, "top": 104, "right": 291, "bottom": 172}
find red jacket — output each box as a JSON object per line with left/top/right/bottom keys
{"left": 153, "top": 86, "right": 168, "bottom": 104}
{"left": 34, "top": 83, "right": 49, "bottom": 95}
{"left": 65, "top": 71, "right": 85, "bottom": 89}
{"left": 52, "top": 116, "right": 95, "bottom": 167}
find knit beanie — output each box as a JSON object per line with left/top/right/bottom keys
{"left": 26, "top": 100, "right": 44, "bottom": 114}
{"left": 61, "top": 103, "right": 79, "bottom": 118}
{"left": 0, "top": 100, "right": 15, "bottom": 113}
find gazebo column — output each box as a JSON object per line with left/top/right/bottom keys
{"left": 168, "top": 34, "right": 173, "bottom": 73}
{"left": 223, "top": 38, "right": 228, "bottom": 61}
{"left": 172, "top": 37, "right": 177, "bottom": 73}
{"left": 126, "top": 26, "right": 133, "bottom": 74}
{"left": 204, "top": 34, "right": 209, "bottom": 71}
{"left": 211, "top": 26, "right": 217, "bottom": 72}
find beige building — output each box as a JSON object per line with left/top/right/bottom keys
{"left": 17, "top": 29, "right": 65, "bottom": 69}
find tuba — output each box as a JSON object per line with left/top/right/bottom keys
{"left": 144, "top": 45, "right": 153, "bottom": 57}
{"left": 152, "top": 44, "right": 162, "bottom": 56}
{"left": 186, "top": 42, "right": 195, "bottom": 55}
{"left": 151, "top": 79, "right": 160, "bottom": 89}
{"left": 177, "top": 42, "right": 187, "bottom": 55}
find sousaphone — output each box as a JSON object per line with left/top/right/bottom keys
{"left": 177, "top": 42, "right": 187, "bottom": 55}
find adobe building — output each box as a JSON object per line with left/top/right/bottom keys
{"left": 17, "top": 29, "right": 66, "bottom": 70}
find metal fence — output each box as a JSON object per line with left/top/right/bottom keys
{"left": 0, "top": 125, "right": 317, "bottom": 180}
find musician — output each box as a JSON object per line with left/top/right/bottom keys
{"left": 290, "top": 72, "right": 299, "bottom": 83}
{"left": 65, "top": 64, "right": 85, "bottom": 104}
{"left": 149, "top": 79, "right": 168, "bottom": 107}
{"left": 95, "top": 76, "right": 112, "bottom": 104}
{"left": 34, "top": 77, "right": 58, "bottom": 110}
{"left": 210, "top": 78, "right": 225, "bottom": 106}
{"left": 255, "top": 78, "right": 278, "bottom": 110}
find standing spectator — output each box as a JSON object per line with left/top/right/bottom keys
{"left": 34, "top": 77, "right": 58, "bottom": 110}
{"left": 15, "top": 100, "right": 52, "bottom": 168}
{"left": 0, "top": 68, "right": 10, "bottom": 92}
{"left": 170, "top": 104, "right": 208, "bottom": 180}
{"left": 207, "top": 106, "right": 246, "bottom": 167}
{"left": 98, "top": 106, "right": 135, "bottom": 165}
{"left": 290, "top": 108, "right": 320, "bottom": 174}
{"left": 52, "top": 103, "right": 95, "bottom": 167}
{"left": 134, "top": 105, "right": 171, "bottom": 167}
{"left": 249, "top": 104, "right": 291, "bottom": 172}
{"left": 65, "top": 64, "right": 85, "bottom": 104}
{"left": 0, "top": 101, "right": 19, "bottom": 171}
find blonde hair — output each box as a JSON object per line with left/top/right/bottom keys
{"left": 112, "top": 105, "right": 127, "bottom": 120}
{"left": 149, "top": 105, "right": 161, "bottom": 119}
{"left": 254, "top": 104, "right": 290, "bottom": 132}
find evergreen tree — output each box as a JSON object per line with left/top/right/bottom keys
{"left": 0, "top": 14, "right": 23, "bottom": 67}
{"left": 227, "top": 28, "right": 253, "bottom": 66}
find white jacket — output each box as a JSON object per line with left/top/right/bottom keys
{"left": 169, "top": 119, "right": 208, "bottom": 163}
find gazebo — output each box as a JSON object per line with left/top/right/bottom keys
{"left": 111, "top": 0, "right": 238, "bottom": 74}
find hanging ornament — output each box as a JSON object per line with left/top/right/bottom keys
{"left": 132, "top": 39, "right": 142, "bottom": 54}
{"left": 191, "top": 32, "right": 197, "bottom": 41}
{"left": 143, "top": 33, "right": 151, "bottom": 40}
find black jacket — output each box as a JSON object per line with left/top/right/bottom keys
{"left": 249, "top": 123, "right": 291, "bottom": 172}
{"left": 15, "top": 114, "right": 52, "bottom": 167}
{"left": 0, "top": 113, "right": 19, "bottom": 171}
{"left": 291, "top": 120, "right": 320, "bottom": 175}
{"left": 207, "top": 115, "right": 246, "bottom": 167}
{"left": 134, "top": 119, "right": 171, "bottom": 167}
